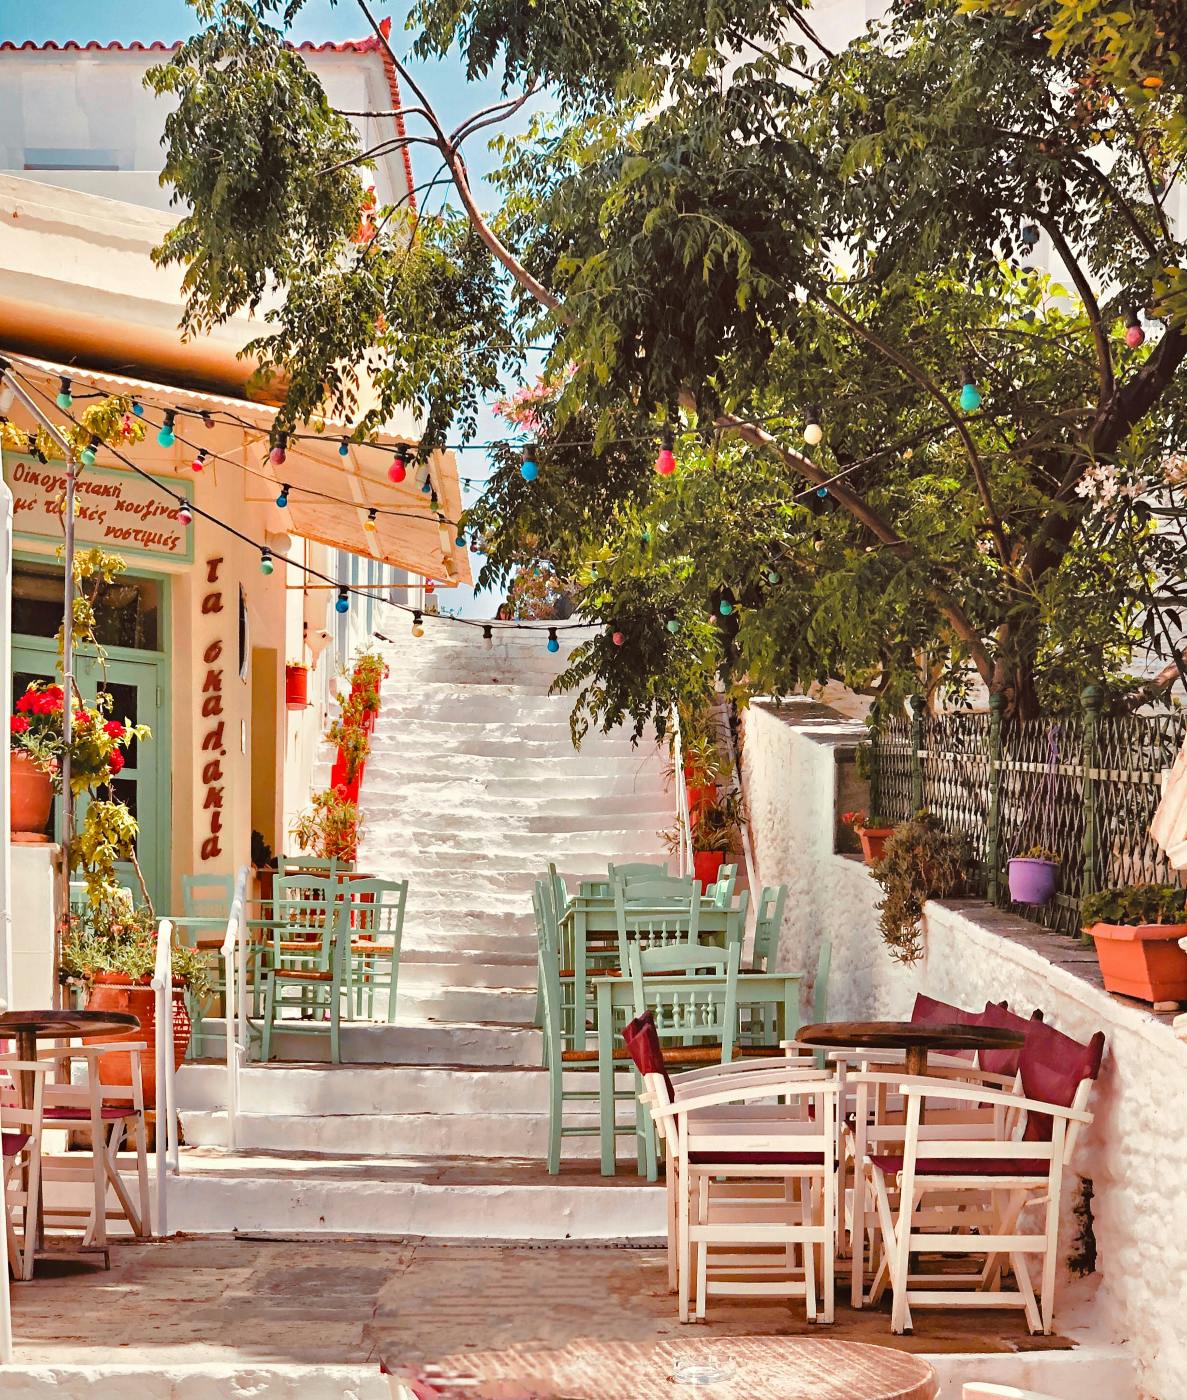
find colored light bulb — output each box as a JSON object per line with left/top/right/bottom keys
{"left": 521, "top": 444, "right": 539, "bottom": 481}
{"left": 817, "top": 485, "right": 828, "bottom": 498}
{"left": 666, "top": 616, "right": 681, "bottom": 634}
{"left": 260, "top": 549, "right": 274, "bottom": 575}
{"left": 276, "top": 485, "right": 290, "bottom": 508}
{"left": 177, "top": 504, "right": 193, "bottom": 527}
{"left": 80, "top": 436, "right": 99, "bottom": 466}
{"left": 718, "top": 599, "right": 733, "bottom": 616}
{"left": 158, "top": 411, "right": 177, "bottom": 448}
{"left": 767, "top": 568, "right": 780, "bottom": 584}
{"left": 364, "top": 509, "right": 378, "bottom": 533}
{"left": 389, "top": 452, "right": 407, "bottom": 483}
{"left": 612, "top": 630, "right": 625, "bottom": 647}
{"left": 547, "top": 628, "right": 560, "bottom": 654}
{"left": 192, "top": 449, "right": 207, "bottom": 472}
{"left": 131, "top": 400, "right": 144, "bottom": 418}
{"left": 339, "top": 436, "right": 350, "bottom": 457}
{"left": 959, "top": 368, "right": 982, "bottom": 412}
{"left": 655, "top": 430, "right": 676, "bottom": 476}
{"left": 201, "top": 411, "right": 215, "bottom": 431}
{"left": 411, "top": 610, "right": 424, "bottom": 637}
{"left": 270, "top": 434, "right": 287, "bottom": 467}
{"left": 455, "top": 531, "right": 467, "bottom": 548}
{"left": 803, "top": 406, "right": 823, "bottom": 446}
{"left": 335, "top": 588, "right": 350, "bottom": 614}
{"left": 422, "top": 478, "right": 433, "bottom": 494}
{"left": 1125, "top": 307, "right": 1145, "bottom": 348}
{"left": 56, "top": 378, "right": 73, "bottom": 410}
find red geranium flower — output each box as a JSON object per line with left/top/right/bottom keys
{"left": 15, "top": 692, "right": 35, "bottom": 714}
{"left": 10, "top": 715, "right": 30, "bottom": 734}
{"left": 104, "top": 720, "right": 125, "bottom": 739}
{"left": 108, "top": 751, "right": 125, "bottom": 776}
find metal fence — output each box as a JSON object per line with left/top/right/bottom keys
{"left": 870, "top": 689, "right": 1187, "bottom": 935}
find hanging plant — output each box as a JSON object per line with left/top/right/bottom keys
{"left": 1006, "top": 722, "right": 1063, "bottom": 908}
{"left": 871, "top": 811, "right": 971, "bottom": 963}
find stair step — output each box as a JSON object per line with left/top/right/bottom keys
{"left": 195, "top": 1019, "right": 542, "bottom": 1066}
{"left": 396, "top": 984, "right": 536, "bottom": 1023}
{"left": 169, "top": 1149, "right": 665, "bottom": 1239}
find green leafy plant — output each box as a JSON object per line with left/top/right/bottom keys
{"left": 694, "top": 789, "right": 746, "bottom": 854}
{"left": 1081, "top": 884, "right": 1187, "bottom": 928}
{"left": 871, "top": 811, "right": 972, "bottom": 964}
{"left": 854, "top": 741, "right": 874, "bottom": 784}
{"left": 327, "top": 716, "right": 371, "bottom": 781}
{"left": 62, "top": 901, "right": 210, "bottom": 998}
{"left": 842, "top": 809, "right": 891, "bottom": 832}
{"left": 292, "top": 786, "right": 360, "bottom": 862}
{"left": 350, "top": 648, "right": 388, "bottom": 699}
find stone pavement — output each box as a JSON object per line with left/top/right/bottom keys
{"left": 8, "top": 1235, "right": 1074, "bottom": 1369}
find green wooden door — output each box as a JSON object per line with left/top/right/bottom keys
{"left": 11, "top": 560, "right": 171, "bottom": 910}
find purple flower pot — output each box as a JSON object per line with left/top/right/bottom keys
{"left": 1007, "top": 857, "right": 1060, "bottom": 907}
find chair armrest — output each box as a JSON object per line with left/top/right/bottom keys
{"left": 897, "top": 1079, "right": 1093, "bottom": 1124}
{"left": 651, "top": 1077, "right": 839, "bottom": 1120}
{"left": 671, "top": 1055, "right": 805, "bottom": 1086}
{"left": 35, "top": 1042, "right": 149, "bottom": 1061}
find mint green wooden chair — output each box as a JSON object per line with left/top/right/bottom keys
{"left": 751, "top": 884, "right": 789, "bottom": 970}
{"left": 277, "top": 855, "right": 356, "bottom": 879}
{"left": 343, "top": 876, "right": 407, "bottom": 1021}
{"left": 613, "top": 878, "right": 702, "bottom": 970}
{"left": 626, "top": 937, "right": 743, "bottom": 1179}
{"left": 607, "top": 861, "right": 669, "bottom": 883}
{"left": 176, "top": 873, "right": 236, "bottom": 1058}
{"left": 260, "top": 876, "right": 350, "bottom": 1063}
{"left": 535, "top": 880, "right": 638, "bottom": 1174}
{"left": 707, "top": 864, "right": 737, "bottom": 906}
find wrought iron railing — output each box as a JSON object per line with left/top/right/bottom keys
{"left": 870, "top": 688, "right": 1187, "bottom": 935}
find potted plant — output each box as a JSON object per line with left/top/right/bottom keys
{"left": 62, "top": 901, "right": 209, "bottom": 1106}
{"left": 285, "top": 661, "right": 309, "bottom": 710}
{"left": 1081, "top": 884, "right": 1187, "bottom": 1004}
{"left": 842, "top": 810, "right": 896, "bottom": 866}
{"left": 292, "top": 785, "right": 362, "bottom": 863}
{"left": 871, "top": 811, "right": 970, "bottom": 963}
{"left": 8, "top": 682, "right": 62, "bottom": 840}
{"left": 1008, "top": 845, "right": 1061, "bottom": 907}
{"left": 691, "top": 789, "right": 745, "bottom": 887}
{"left": 350, "top": 649, "right": 389, "bottom": 714}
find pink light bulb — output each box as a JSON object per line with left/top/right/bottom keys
{"left": 655, "top": 448, "right": 676, "bottom": 476}
{"left": 1126, "top": 324, "right": 1145, "bottom": 348}
{"left": 389, "top": 457, "right": 407, "bottom": 483}
{"left": 270, "top": 445, "right": 287, "bottom": 466}
{"left": 612, "top": 630, "right": 625, "bottom": 647}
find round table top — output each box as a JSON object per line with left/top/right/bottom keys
{"left": 406, "top": 1337, "right": 937, "bottom": 1400}
{"left": 0, "top": 1009, "right": 140, "bottom": 1039}
{"left": 795, "top": 1019, "right": 1025, "bottom": 1054}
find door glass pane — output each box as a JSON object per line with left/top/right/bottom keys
{"left": 13, "top": 561, "right": 160, "bottom": 650}
{"left": 95, "top": 681, "right": 141, "bottom": 769}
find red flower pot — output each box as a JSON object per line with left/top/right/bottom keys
{"left": 10, "top": 751, "right": 53, "bottom": 842}
{"left": 84, "top": 974, "right": 191, "bottom": 1108}
{"left": 285, "top": 664, "right": 309, "bottom": 711}
{"left": 693, "top": 850, "right": 726, "bottom": 888}
{"left": 857, "top": 825, "right": 894, "bottom": 866}
{"left": 685, "top": 782, "right": 716, "bottom": 819}
{"left": 1085, "top": 922, "right": 1187, "bottom": 1004}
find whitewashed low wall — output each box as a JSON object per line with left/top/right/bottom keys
{"left": 743, "top": 698, "right": 1187, "bottom": 1400}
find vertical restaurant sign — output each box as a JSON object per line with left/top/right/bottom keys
{"left": 3, "top": 454, "right": 194, "bottom": 563}
{"left": 198, "top": 556, "right": 228, "bottom": 862}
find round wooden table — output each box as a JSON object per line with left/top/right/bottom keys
{"left": 402, "top": 1337, "right": 938, "bottom": 1399}
{"left": 0, "top": 1009, "right": 140, "bottom": 1105}
{"left": 795, "top": 1019, "right": 1024, "bottom": 1078}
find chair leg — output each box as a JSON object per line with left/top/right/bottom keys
{"left": 1039, "top": 1177, "right": 1064, "bottom": 1334}
{"left": 547, "top": 1068, "right": 562, "bottom": 1176}
{"left": 890, "top": 1179, "right": 916, "bottom": 1334}
{"left": 330, "top": 990, "right": 342, "bottom": 1065}
{"left": 678, "top": 1160, "right": 692, "bottom": 1323}
{"left": 801, "top": 1184, "right": 817, "bottom": 1322}
{"left": 695, "top": 1174, "right": 709, "bottom": 1320}
{"left": 666, "top": 1167, "right": 678, "bottom": 1292}
{"left": 821, "top": 1172, "right": 836, "bottom": 1325}
{"left": 260, "top": 974, "right": 276, "bottom": 1062}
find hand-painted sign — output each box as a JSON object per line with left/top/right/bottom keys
{"left": 3, "top": 454, "right": 194, "bottom": 563}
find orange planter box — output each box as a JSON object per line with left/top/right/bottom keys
{"left": 1086, "top": 921, "right": 1187, "bottom": 1003}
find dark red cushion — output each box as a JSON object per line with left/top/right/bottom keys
{"left": 690, "top": 1150, "right": 824, "bottom": 1166}
{"left": 2, "top": 1132, "right": 28, "bottom": 1157}
{"left": 1019, "top": 1021, "right": 1105, "bottom": 1142}
{"left": 43, "top": 1106, "right": 133, "bottom": 1122}
{"left": 870, "top": 1152, "right": 1050, "bottom": 1177}
{"left": 975, "top": 1001, "right": 1044, "bottom": 1076}
{"left": 622, "top": 1011, "right": 674, "bottom": 1100}
{"left": 910, "top": 994, "right": 980, "bottom": 1059}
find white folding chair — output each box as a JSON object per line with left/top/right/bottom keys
{"left": 0, "top": 1058, "right": 47, "bottom": 1280}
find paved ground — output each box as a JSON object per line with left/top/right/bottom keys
{"left": 8, "top": 1236, "right": 1074, "bottom": 1370}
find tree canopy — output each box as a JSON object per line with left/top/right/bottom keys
{"left": 150, "top": 0, "right": 1187, "bottom": 734}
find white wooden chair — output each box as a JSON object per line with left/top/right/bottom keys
{"left": 0, "top": 1058, "right": 48, "bottom": 1280}
{"left": 860, "top": 1021, "right": 1105, "bottom": 1334}
{"left": 624, "top": 1010, "right": 839, "bottom": 1323}
{"left": 962, "top": 1386, "right": 1062, "bottom": 1399}
{"left": 37, "top": 1042, "right": 152, "bottom": 1258}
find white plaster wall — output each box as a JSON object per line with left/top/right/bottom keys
{"left": 743, "top": 698, "right": 1187, "bottom": 1400}
{"left": 9, "top": 843, "right": 60, "bottom": 1009}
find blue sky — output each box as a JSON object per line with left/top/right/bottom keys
{"left": 0, "top": 1, "right": 547, "bottom": 614}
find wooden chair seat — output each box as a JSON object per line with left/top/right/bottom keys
{"left": 351, "top": 941, "right": 394, "bottom": 955}
{"left": 277, "top": 968, "right": 333, "bottom": 982}
{"left": 561, "top": 1046, "right": 634, "bottom": 1063}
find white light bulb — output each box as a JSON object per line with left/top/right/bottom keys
{"left": 803, "top": 422, "right": 823, "bottom": 446}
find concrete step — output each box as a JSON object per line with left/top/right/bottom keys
{"left": 361, "top": 771, "right": 668, "bottom": 796}
{"left": 395, "top": 955, "right": 537, "bottom": 990}
{"left": 369, "top": 829, "right": 667, "bottom": 856}
{"left": 169, "top": 1149, "right": 665, "bottom": 1239}
{"left": 179, "top": 1108, "right": 602, "bottom": 1158}
{"left": 196, "top": 1018, "right": 542, "bottom": 1066}
{"left": 396, "top": 983, "right": 535, "bottom": 1024}
{"left": 362, "top": 755, "right": 664, "bottom": 782}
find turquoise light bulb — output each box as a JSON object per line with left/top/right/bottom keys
{"left": 959, "top": 382, "right": 982, "bottom": 413}
{"left": 719, "top": 599, "right": 734, "bottom": 616}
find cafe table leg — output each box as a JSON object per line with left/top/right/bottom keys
{"left": 905, "top": 1046, "right": 928, "bottom": 1079}
{"left": 597, "top": 982, "right": 616, "bottom": 1176}
{"left": 573, "top": 910, "right": 587, "bottom": 1053}
{"left": 15, "top": 1030, "right": 42, "bottom": 1277}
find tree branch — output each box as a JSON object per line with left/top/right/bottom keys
{"left": 450, "top": 88, "right": 540, "bottom": 146}
{"left": 353, "top": 0, "right": 567, "bottom": 318}
{"left": 1036, "top": 214, "right": 1114, "bottom": 404}
{"left": 810, "top": 287, "right": 1011, "bottom": 568}
{"left": 715, "top": 412, "right": 995, "bottom": 685}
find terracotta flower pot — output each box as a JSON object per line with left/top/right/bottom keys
{"left": 1085, "top": 921, "right": 1187, "bottom": 1004}
{"left": 10, "top": 750, "right": 53, "bottom": 843}
{"left": 693, "top": 850, "right": 726, "bottom": 888}
{"left": 285, "top": 664, "right": 309, "bottom": 710}
{"left": 857, "top": 825, "right": 894, "bottom": 866}
{"left": 1008, "top": 857, "right": 1060, "bottom": 907}
{"left": 83, "top": 974, "right": 192, "bottom": 1108}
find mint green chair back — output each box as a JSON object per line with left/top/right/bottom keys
{"left": 627, "top": 937, "right": 741, "bottom": 1062}
{"left": 260, "top": 875, "right": 350, "bottom": 1063}
{"left": 613, "top": 878, "right": 701, "bottom": 970}
{"left": 708, "top": 864, "right": 737, "bottom": 907}
{"left": 752, "top": 884, "right": 788, "bottom": 971}
{"left": 182, "top": 873, "right": 234, "bottom": 923}
{"left": 343, "top": 876, "right": 408, "bottom": 1022}
{"left": 607, "top": 861, "right": 669, "bottom": 883}
{"left": 277, "top": 854, "right": 355, "bottom": 879}
{"left": 546, "top": 861, "right": 570, "bottom": 916}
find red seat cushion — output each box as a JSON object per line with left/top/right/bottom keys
{"left": 1019, "top": 1021, "right": 1105, "bottom": 1142}
{"left": 910, "top": 994, "right": 979, "bottom": 1059}
{"left": 43, "top": 1105, "right": 133, "bottom": 1122}
{"left": 622, "top": 1011, "right": 674, "bottom": 1100}
{"left": 2, "top": 1132, "right": 28, "bottom": 1157}
{"left": 870, "top": 1152, "right": 1049, "bottom": 1177}
{"left": 690, "top": 1150, "right": 824, "bottom": 1167}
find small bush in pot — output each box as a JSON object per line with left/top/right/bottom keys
{"left": 1081, "top": 884, "right": 1187, "bottom": 1004}
{"left": 871, "top": 811, "right": 971, "bottom": 964}
{"left": 1007, "top": 845, "right": 1062, "bottom": 907}
{"left": 842, "top": 809, "right": 895, "bottom": 866}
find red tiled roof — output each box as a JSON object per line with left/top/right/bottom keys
{"left": 0, "top": 18, "right": 416, "bottom": 206}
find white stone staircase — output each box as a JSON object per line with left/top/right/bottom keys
{"left": 170, "top": 616, "right": 670, "bottom": 1238}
